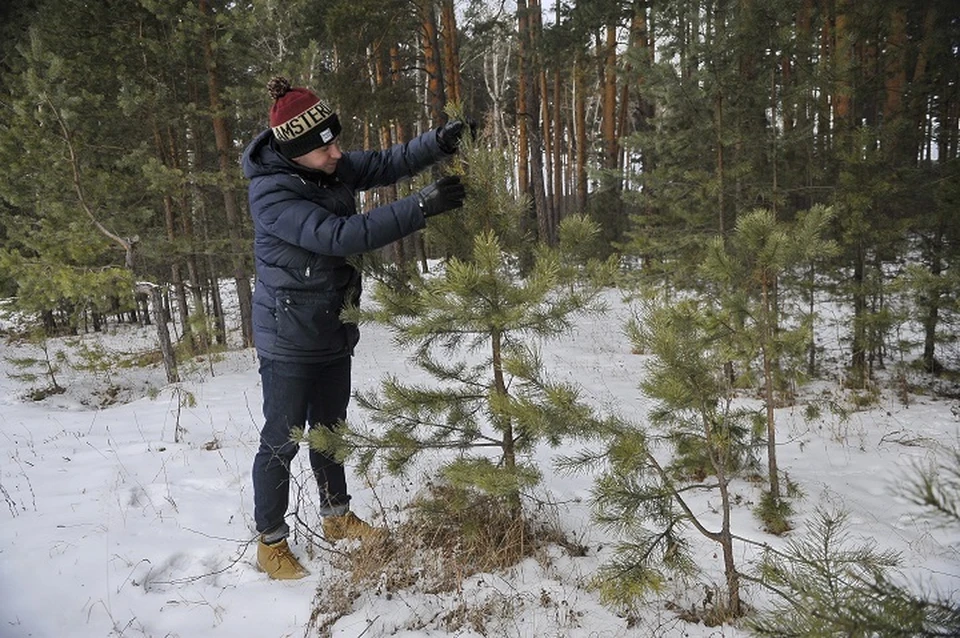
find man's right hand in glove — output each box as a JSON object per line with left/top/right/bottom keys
{"left": 416, "top": 175, "right": 466, "bottom": 217}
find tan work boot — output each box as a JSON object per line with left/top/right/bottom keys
{"left": 322, "top": 511, "right": 385, "bottom": 542}
{"left": 257, "top": 537, "right": 309, "bottom": 580}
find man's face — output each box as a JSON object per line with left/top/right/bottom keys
{"left": 293, "top": 139, "right": 342, "bottom": 174}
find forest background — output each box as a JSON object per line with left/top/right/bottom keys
{"left": 1, "top": 0, "right": 958, "bottom": 383}
{"left": 1, "top": 0, "right": 960, "bottom": 634}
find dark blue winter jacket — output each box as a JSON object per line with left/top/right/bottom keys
{"left": 241, "top": 128, "right": 449, "bottom": 363}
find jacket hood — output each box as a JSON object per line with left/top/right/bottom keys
{"left": 243, "top": 130, "right": 297, "bottom": 179}
{"left": 243, "top": 129, "right": 340, "bottom": 185}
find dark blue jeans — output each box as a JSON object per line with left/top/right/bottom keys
{"left": 253, "top": 356, "right": 352, "bottom": 537}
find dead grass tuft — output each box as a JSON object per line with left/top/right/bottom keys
{"left": 405, "top": 483, "right": 546, "bottom": 574}
{"left": 306, "top": 483, "right": 579, "bottom": 636}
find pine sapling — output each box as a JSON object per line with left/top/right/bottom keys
{"left": 307, "top": 136, "right": 615, "bottom": 524}
{"left": 4, "top": 330, "right": 66, "bottom": 400}
{"left": 700, "top": 206, "right": 836, "bottom": 531}
{"left": 584, "top": 297, "right": 753, "bottom": 620}
{"left": 747, "top": 507, "right": 960, "bottom": 637}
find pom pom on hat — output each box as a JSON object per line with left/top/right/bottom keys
{"left": 267, "top": 77, "right": 342, "bottom": 158}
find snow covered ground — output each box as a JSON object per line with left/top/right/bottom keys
{"left": 1, "top": 289, "right": 958, "bottom": 637}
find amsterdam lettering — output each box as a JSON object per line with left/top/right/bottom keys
{"left": 273, "top": 101, "right": 334, "bottom": 141}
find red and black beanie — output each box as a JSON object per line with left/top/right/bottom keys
{"left": 267, "top": 77, "right": 342, "bottom": 158}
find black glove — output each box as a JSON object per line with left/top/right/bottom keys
{"left": 416, "top": 175, "right": 466, "bottom": 217}
{"left": 436, "top": 117, "right": 477, "bottom": 154}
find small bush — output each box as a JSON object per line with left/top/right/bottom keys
{"left": 755, "top": 489, "right": 794, "bottom": 536}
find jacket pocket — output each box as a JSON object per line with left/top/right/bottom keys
{"left": 275, "top": 289, "right": 347, "bottom": 352}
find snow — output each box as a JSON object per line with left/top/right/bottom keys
{"left": 1, "top": 288, "right": 958, "bottom": 638}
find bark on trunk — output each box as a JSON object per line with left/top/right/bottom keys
{"left": 573, "top": 54, "right": 587, "bottom": 214}
{"left": 153, "top": 123, "right": 193, "bottom": 352}
{"left": 762, "top": 276, "right": 780, "bottom": 500}
{"left": 440, "top": 0, "right": 461, "bottom": 105}
{"left": 420, "top": 0, "right": 446, "bottom": 121}
{"left": 517, "top": 0, "right": 530, "bottom": 196}
{"left": 141, "top": 283, "right": 180, "bottom": 384}
{"left": 551, "top": 68, "right": 563, "bottom": 226}
{"left": 199, "top": 0, "right": 253, "bottom": 348}
{"left": 527, "top": 0, "right": 550, "bottom": 244}
{"left": 601, "top": 24, "right": 618, "bottom": 171}
{"left": 922, "top": 222, "right": 944, "bottom": 373}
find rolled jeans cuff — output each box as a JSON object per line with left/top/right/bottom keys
{"left": 261, "top": 521, "right": 290, "bottom": 544}
{"left": 319, "top": 502, "right": 350, "bottom": 517}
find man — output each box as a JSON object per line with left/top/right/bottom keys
{"left": 241, "top": 76, "right": 468, "bottom": 580}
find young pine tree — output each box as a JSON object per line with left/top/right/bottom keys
{"left": 3, "top": 329, "right": 67, "bottom": 401}
{"left": 748, "top": 507, "right": 960, "bottom": 638}
{"left": 587, "top": 297, "right": 753, "bottom": 621}
{"left": 700, "top": 206, "right": 837, "bottom": 531}
{"left": 308, "top": 136, "right": 615, "bottom": 520}
{"left": 749, "top": 437, "right": 960, "bottom": 636}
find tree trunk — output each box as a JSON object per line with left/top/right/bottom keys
{"left": 529, "top": 0, "right": 551, "bottom": 244}
{"left": 718, "top": 478, "right": 741, "bottom": 617}
{"left": 817, "top": 0, "right": 833, "bottom": 163}
{"left": 517, "top": 0, "right": 550, "bottom": 244}
{"left": 141, "top": 283, "right": 179, "bottom": 384}
{"left": 163, "top": 192, "right": 194, "bottom": 352}
{"left": 151, "top": 94, "right": 193, "bottom": 354}
{"left": 795, "top": 0, "right": 814, "bottom": 210}
{"left": 206, "top": 268, "right": 227, "bottom": 345}
{"left": 491, "top": 327, "right": 521, "bottom": 519}
{"left": 705, "top": 412, "right": 741, "bottom": 617}
{"left": 618, "top": 2, "right": 648, "bottom": 174}
{"left": 715, "top": 90, "right": 727, "bottom": 236}
{"left": 882, "top": 6, "right": 907, "bottom": 126}
{"left": 439, "top": 0, "right": 461, "bottom": 105}
{"left": 419, "top": 0, "right": 445, "bottom": 267}
{"left": 371, "top": 46, "right": 404, "bottom": 267}
{"left": 551, "top": 68, "right": 563, "bottom": 227}
{"left": 601, "top": 24, "right": 618, "bottom": 172}
{"left": 389, "top": 43, "right": 425, "bottom": 271}
{"left": 573, "top": 53, "right": 588, "bottom": 213}
{"left": 921, "top": 221, "right": 944, "bottom": 373}
{"left": 517, "top": 0, "right": 530, "bottom": 197}
{"left": 851, "top": 241, "right": 868, "bottom": 386}
{"left": 833, "top": 0, "right": 853, "bottom": 135}
{"left": 420, "top": 0, "right": 446, "bottom": 122}
{"left": 199, "top": 0, "right": 253, "bottom": 348}
{"left": 761, "top": 275, "right": 780, "bottom": 500}
{"left": 541, "top": 66, "right": 555, "bottom": 241}
{"left": 178, "top": 125, "right": 209, "bottom": 352}
{"left": 910, "top": 4, "right": 937, "bottom": 162}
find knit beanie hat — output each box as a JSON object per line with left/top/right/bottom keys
{"left": 267, "top": 77, "right": 342, "bottom": 158}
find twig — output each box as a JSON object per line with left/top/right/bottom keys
{"left": 144, "top": 537, "right": 255, "bottom": 589}
{"left": 355, "top": 616, "right": 381, "bottom": 637}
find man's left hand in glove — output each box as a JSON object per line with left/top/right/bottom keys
{"left": 437, "top": 117, "right": 478, "bottom": 154}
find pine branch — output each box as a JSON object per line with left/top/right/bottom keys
{"left": 45, "top": 93, "right": 136, "bottom": 267}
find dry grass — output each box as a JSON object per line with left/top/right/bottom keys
{"left": 306, "top": 483, "right": 578, "bottom": 636}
